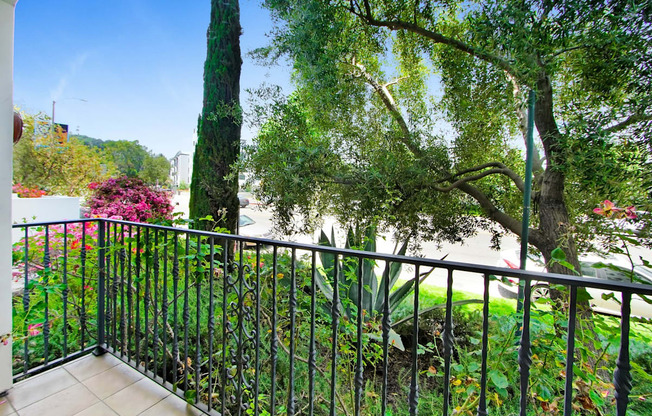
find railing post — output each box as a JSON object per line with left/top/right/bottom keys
{"left": 94, "top": 220, "right": 106, "bottom": 356}
{"left": 614, "top": 292, "right": 632, "bottom": 416}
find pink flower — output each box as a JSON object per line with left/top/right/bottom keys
{"left": 624, "top": 206, "right": 637, "bottom": 219}
{"left": 593, "top": 200, "right": 621, "bottom": 218}
{"left": 28, "top": 323, "right": 43, "bottom": 336}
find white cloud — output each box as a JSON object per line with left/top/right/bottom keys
{"left": 50, "top": 52, "right": 90, "bottom": 101}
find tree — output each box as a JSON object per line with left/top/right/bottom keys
{"left": 248, "top": 1, "right": 651, "bottom": 275}
{"left": 13, "top": 111, "right": 115, "bottom": 197}
{"left": 73, "top": 135, "right": 171, "bottom": 186}
{"left": 101, "top": 140, "right": 149, "bottom": 178}
{"left": 189, "top": 0, "right": 242, "bottom": 234}
{"left": 139, "top": 154, "right": 171, "bottom": 186}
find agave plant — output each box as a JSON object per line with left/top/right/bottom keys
{"left": 314, "top": 226, "right": 432, "bottom": 350}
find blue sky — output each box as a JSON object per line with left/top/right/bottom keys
{"left": 13, "top": 0, "right": 291, "bottom": 158}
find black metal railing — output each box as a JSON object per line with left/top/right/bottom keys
{"left": 10, "top": 219, "right": 652, "bottom": 416}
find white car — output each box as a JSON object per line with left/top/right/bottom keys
{"left": 496, "top": 250, "right": 652, "bottom": 319}
{"left": 238, "top": 214, "right": 273, "bottom": 248}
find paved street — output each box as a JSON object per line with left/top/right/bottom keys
{"left": 171, "top": 191, "right": 520, "bottom": 297}
{"left": 172, "top": 191, "right": 652, "bottom": 299}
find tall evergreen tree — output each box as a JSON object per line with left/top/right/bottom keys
{"left": 190, "top": 0, "right": 242, "bottom": 233}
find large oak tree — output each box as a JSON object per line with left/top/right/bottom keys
{"left": 247, "top": 0, "right": 651, "bottom": 274}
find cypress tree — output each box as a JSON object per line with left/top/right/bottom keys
{"left": 189, "top": 0, "right": 242, "bottom": 234}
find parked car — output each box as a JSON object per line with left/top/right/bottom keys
{"left": 239, "top": 214, "right": 255, "bottom": 228}
{"left": 496, "top": 250, "right": 652, "bottom": 319}
{"left": 238, "top": 194, "right": 250, "bottom": 208}
{"left": 238, "top": 214, "right": 272, "bottom": 248}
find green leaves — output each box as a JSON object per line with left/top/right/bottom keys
{"left": 549, "top": 247, "right": 577, "bottom": 274}
{"left": 488, "top": 369, "right": 509, "bottom": 389}
{"left": 314, "top": 225, "right": 412, "bottom": 348}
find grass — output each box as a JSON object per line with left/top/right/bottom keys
{"left": 392, "top": 282, "right": 517, "bottom": 324}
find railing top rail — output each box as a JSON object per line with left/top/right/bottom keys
{"left": 12, "top": 218, "right": 97, "bottom": 228}
{"left": 12, "top": 218, "right": 652, "bottom": 295}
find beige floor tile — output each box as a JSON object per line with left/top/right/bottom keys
{"left": 73, "top": 402, "right": 118, "bottom": 416}
{"left": 65, "top": 354, "right": 122, "bottom": 382}
{"left": 138, "top": 395, "right": 204, "bottom": 416}
{"left": 17, "top": 384, "right": 99, "bottom": 416}
{"left": 8, "top": 367, "right": 78, "bottom": 410}
{"left": 83, "top": 364, "right": 144, "bottom": 400}
{"left": 0, "top": 397, "right": 15, "bottom": 416}
{"left": 103, "top": 378, "right": 169, "bottom": 416}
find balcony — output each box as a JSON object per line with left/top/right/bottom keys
{"left": 6, "top": 218, "right": 652, "bottom": 415}
{"left": 1, "top": 354, "right": 203, "bottom": 415}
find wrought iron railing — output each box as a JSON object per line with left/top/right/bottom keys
{"left": 10, "top": 219, "right": 652, "bottom": 415}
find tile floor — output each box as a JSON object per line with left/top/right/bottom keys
{"left": 0, "top": 354, "right": 205, "bottom": 416}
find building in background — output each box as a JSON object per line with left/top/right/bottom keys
{"left": 170, "top": 151, "right": 192, "bottom": 188}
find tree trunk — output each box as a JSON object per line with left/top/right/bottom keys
{"left": 529, "top": 73, "right": 581, "bottom": 273}
{"left": 534, "top": 170, "right": 580, "bottom": 274}
{"left": 189, "top": 0, "right": 242, "bottom": 236}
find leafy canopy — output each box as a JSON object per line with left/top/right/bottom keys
{"left": 245, "top": 0, "right": 651, "bottom": 257}
{"left": 13, "top": 111, "right": 115, "bottom": 197}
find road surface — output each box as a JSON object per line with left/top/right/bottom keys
{"left": 171, "top": 191, "right": 520, "bottom": 297}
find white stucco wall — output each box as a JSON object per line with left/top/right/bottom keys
{"left": 1, "top": 0, "right": 19, "bottom": 394}
{"left": 11, "top": 195, "right": 81, "bottom": 242}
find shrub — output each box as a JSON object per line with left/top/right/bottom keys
{"left": 12, "top": 183, "right": 46, "bottom": 198}
{"left": 86, "top": 176, "right": 173, "bottom": 222}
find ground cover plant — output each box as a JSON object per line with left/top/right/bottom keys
{"left": 11, "top": 221, "right": 100, "bottom": 377}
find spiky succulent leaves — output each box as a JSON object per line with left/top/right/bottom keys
{"left": 317, "top": 229, "right": 336, "bottom": 286}
{"left": 388, "top": 266, "right": 438, "bottom": 314}
{"left": 313, "top": 230, "right": 342, "bottom": 313}
{"left": 340, "top": 227, "right": 360, "bottom": 319}
{"left": 374, "top": 238, "right": 409, "bottom": 313}
{"left": 367, "top": 328, "right": 406, "bottom": 352}
{"left": 359, "top": 226, "right": 378, "bottom": 320}
{"left": 316, "top": 228, "right": 342, "bottom": 315}
{"left": 342, "top": 226, "right": 379, "bottom": 321}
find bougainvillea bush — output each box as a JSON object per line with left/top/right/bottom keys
{"left": 12, "top": 183, "right": 47, "bottom": 198}
{"left": 87, "top": 177, "right": 173, "bottom": 223}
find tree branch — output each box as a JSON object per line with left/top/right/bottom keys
{"left": 344, "top": 40, "right": 528, "bottom": 244}
{"left": 603, "top": 113, "right": 652, "bottom": 134}
{"left": 432, "top": 168, "right": 521, "bottom": 192}
{"left": 349, "top": 59, "right": 424, "bottom": 156}
{"left": 456, "top": 182, "right": 538, "bottom": 240}
{"left": 384, "top": 76, "right": 408, "bottom": 88}
{"left": 547, "top": 44, "right": 587, "bottom": 61}
{"left": 438, "top": 162, "right": 525, "bottom": 192}
{"left": 349, "top": 0, "right": 520, "bottom": 79}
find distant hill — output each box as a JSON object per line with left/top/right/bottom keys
{"left": 71, "top": 134, "right": 106, "bottom": 148}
